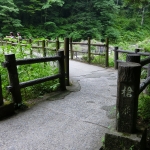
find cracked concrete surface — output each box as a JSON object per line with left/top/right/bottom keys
{"left": 0, "top": 60, "right": 117, "bottom": 150}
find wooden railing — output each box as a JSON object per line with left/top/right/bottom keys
{"left": 0, "top": 37, "right": 109, "bottom": 67}
{"left": 114, "top": 47, "right": 150, "bottom": 69}
{"left": 0, "top": 51, "right": 66, "bottom": 108}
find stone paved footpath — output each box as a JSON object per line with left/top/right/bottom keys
{"left": 0, "top": 60, "right": 117, "bottom": 150}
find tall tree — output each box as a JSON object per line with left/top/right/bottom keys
{"left": 0, "top": 0, "right": 22, "bottom": 35}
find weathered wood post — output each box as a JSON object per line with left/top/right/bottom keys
{"left": 114, "top": 47, "right": 119, "bottom": 69}
{"left": 70, "top": 38, "right": 73, "bottom": 59}
{"left": 2, "top": 54, "right": 22, "bottom": 105}
{"left": 105, "top": 38, "right": 109, "bottom": 67}
{"left": 42, "top": 40, "right": 46, "bottom": 57}
{"left": 116, "top": 62, "right": 141, "bottom": 133}
{"left": 135, "top": 48, "right": 140, "bottom": 53}
{"left": 126, "top": 54, "right": 140, "bottom": 63}
{"left": 58, "top": 51, "right": 66, "bottom": 91}
{"left": 0, "top": 75, "right": 3, "bottom": 106}
{"left": 64, "top": 38, "right": 70, "bottom": 86}
{"left": 29, "top": 39, "right": 32, "bottom": 58}
{"left": 88, "top": 37, "right": 91, "bottom": 63}
{"left": 56, "top": 37, "right": 59, "bottom": 51}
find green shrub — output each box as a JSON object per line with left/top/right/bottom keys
{"left": 138, "top": 94, "right": 150, "bottom": 120}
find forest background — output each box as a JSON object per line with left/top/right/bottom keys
{"left": 0, "top": 0, "right": 150, "bottom": 44}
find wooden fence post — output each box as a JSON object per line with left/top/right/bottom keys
{"left": 135, "top": 48, "right": 140, "bottom": 53}
{"left": 116, "top": 62, "right": 141, "bottom": 133}
{"left": 56, "top": 37, "right": 59, "bottom": 51}
{"left": 42, "top": 40, "right": 46, "bottom": 57}
{"left": 114, "top": 47, "right": 118, "bottom": 69}
{"left": 64, "top": 38, "right": 70, "bottom": 86}
{"left": 126, "top": 54, "right": 140, "bottom": 63}
{"left": 58, "top": 51, "right": 66, "bottom": 91}
{"left": 70, "top": 38, "right": 73, "bottom": 59}
{"left": 105, "top": 38, "right": 109, "bottom": 67}
{"left": 88, "top": 37, "right": 91, "bottom": 63}
{"left": 3, "top": 54, "right": 22, "bottom": 105}
{"left": 0, "top": 75, "right": 3, "bottom": 106}
{"left": 29, "top": 39, "right": 32, "bottom": 57}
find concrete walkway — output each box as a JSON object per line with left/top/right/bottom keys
{"left": 0, "top": 60, "right": 118, "bottom": 150}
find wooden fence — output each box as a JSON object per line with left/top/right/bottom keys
{"left": 114, "top": 47, "right": 150, "bottom": 69}
{"left": 69, "top": 37, "right": 109, "bottom": 67}
{"left": 0, "top": 37, "right": 109, "bottom": 67}
{"left": 0, "top": 51, "right": 66, "bottom": 108}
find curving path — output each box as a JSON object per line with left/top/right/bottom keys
{"left": 0, "top": 60, "right": 118, "bottom": 150}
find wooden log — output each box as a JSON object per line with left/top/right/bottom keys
{"left": 70, "top": 38, "right": 73, "bottom": 59}
{"left": 116, "top": 62, "right": 141, "bottom": 133}
{"left": 58, "top": 51, "right": 66, "bottom": 91}
{"left": 105, "top": 38, "right": 109, "bottom": 67}
{"left": 88, "top": 37, "right": 91, "bottom": 63}
{"left": 114, "top": 47, "right": 118, "bottom": 69}
{"left": 42, "top": 40, "right": 46, "bottom": 57}
{"left": 64, "top": 38, "right": 70, "bottom": 86}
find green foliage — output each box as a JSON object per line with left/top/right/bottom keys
{"left": 91, "top": 55, "right": 105, "bottom": 66}
{"left": 109, "top": 53, "right": 115, "bottom": 67}
{"left": 138, "top": 94, "right": 150, "bottom": 120}
{"left": 137, "top": 38, "right": 150, "bottom": 52}
{"left": 1, "top": 0, "right": 150, "bottom": 44}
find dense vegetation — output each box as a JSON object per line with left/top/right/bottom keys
{"left": 0, "top": 0, "right": 150, "bottom": 43}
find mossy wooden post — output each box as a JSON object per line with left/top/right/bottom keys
{"left": 29, "top": 39, "right": 32, "bottom": 58}
{"left": 88, "top": 37, "right": 91, "bottom": 63}
{"left": 114, "top": 47, "right": 119, "bottom": 69}
{"left": 64, "top": 38, "right": 70, "bottom": 86}
{"left": 0, "top": 75, "right": 3, "bottom": 106}
{"left": 56, "top": 37, "right": 59, "bottom": 51}
{"left": 3, "top": 54, "right": 22, "bottom": 105}
{"left": 105, "top": 38, "right": 109, "bottom": 67}
{"left": 42, "top": 40, "right": 46, "bottom": 57}
{"left": 70, "top": 38, "right": 73, "bottom": 59}
{"left": 58, "top": 51, "right": 66, "bottom": 91}
{"left": 116, "top": 62, "right": 141, "bottom": 133}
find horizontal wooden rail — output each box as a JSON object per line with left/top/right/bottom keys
{"left": 2, "top": 56, "right": 60, "bottom": 67}
{"left": 116, "top": 49, "right": 135, "bottom": 54}
{"left": 7, "top": 74, "right": 61, "bottom": 90}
